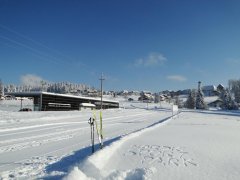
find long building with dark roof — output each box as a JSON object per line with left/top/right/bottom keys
{"left": 6, "top": 92, "right": 119, "bottom": 111}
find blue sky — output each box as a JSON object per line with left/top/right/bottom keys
{"left": 0, "top": 0, "right": 240, "bottom": 92}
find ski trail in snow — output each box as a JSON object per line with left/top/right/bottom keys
{"left": 0, "top": 114, "right": 159, "bottom": 154}
{"left": 0, "top": 107, "right": 174, "bottom": 179}
{"left": 0, "top": 111, "right": 171, "bottom": 176}
{"left": 0, "top": 111, "right": 159, "bottom": 145}
{"left": 0, "top": 122, "right": 85, "bottom": 133}
{"left": 0, "top": 111, "right": 155, "bottom": 133}
{"left": 0, "top": 124, "right": 79, "bottom": 137}
{"left": 64, "top": 113, "right": 177, "bottom": 179}
{"left": 0, "top": 127, "right": 87, "bottom": 144}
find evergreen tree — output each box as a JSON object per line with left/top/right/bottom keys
{"left": 185, "top": 89, "right": 195, "bottom": 109}
{"left": 0, "top": 79, "right": 3, "bottom": 97}
{"left": 220, "top": 89, "right": 238, "bottom": 110}
{"left": 234, "top": 90, "right": 240, "bottom": 104}
{"left": 196, "top": 81, "right": 207, "bottom": 109}
{"left": 228, "top": 79, "right": 240, "bottom": 103}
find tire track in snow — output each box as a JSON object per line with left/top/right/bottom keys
{"left": 0, "top": 111, "right": 158, "bottom": 141}
{"left": 0, "top": 111, "right": 163, "bottom": 154}
{"left": 0, "top": 111, "right": 155, "bottom": 133}
{"left": 0, "top": 109, "right": 172, "bottom": 174}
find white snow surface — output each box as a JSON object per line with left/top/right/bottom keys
{"left": 0, "top": 98, "right": 240, "bottom": 180}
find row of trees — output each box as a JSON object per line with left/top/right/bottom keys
{"left": 185, "top": 81, "right": 239, "bottom": 110}
{"left": 0, "top": 80, "right": 97, "bottom": 96}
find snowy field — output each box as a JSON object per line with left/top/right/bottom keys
{"left": 0, "top": 99, "right": 240, "bottom": 179}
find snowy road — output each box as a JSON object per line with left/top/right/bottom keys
{"left": 0, "top": 104, "right": 173, "bottom": 179}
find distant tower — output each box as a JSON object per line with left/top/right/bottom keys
{"left": 198, "top": 81, "right": 201, "bottom": 91}
{"left": 2, "top": 84, "right": 4, "bottom": 97}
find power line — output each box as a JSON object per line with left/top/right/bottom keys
{"left": 0, "top": 24, "right": 69, "bottom": 59}
{"left": 0, "top": 35, "right": 61, "bottom": 65}
{"left": 0, "top": 24, "right": 98, "bottom": 75}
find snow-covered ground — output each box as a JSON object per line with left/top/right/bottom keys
{"left": 0, "top": 99, "right": 33, "bottom": 112}
{"left": 0, "top": 98, "right": 240, "bottom": 179}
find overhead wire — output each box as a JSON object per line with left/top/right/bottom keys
{"left": 0, "top": 24, "right": 99, "bottom": 77}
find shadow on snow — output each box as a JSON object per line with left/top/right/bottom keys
{"left": 183, "top": 109, "right": 240, "bottom": 118}
{"left": 42, "top": 136, "right": 121, "bottom": 180}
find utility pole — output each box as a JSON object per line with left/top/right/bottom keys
{"left": 99, "top": 73, "right": 105, "bottom": 109}
{"left": 20, "top": 98, "right": 23, "bottom": 110}
{"left": 99, "top": 73, "right": 105, "bottom": 148}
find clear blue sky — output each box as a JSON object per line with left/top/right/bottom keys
{"left": 1, "top": 0, "right": 240, "bottom": 92}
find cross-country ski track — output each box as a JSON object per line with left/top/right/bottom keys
{"left": 0, "top": 107, "right": 173, "bottom": 176}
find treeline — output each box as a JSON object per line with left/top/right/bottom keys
{"left": 1, "top": 80, "right": 96, "bottom": 95}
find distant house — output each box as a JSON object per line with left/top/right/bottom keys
{"left": 139, "top": 91, "right": 154, "bottom": 102}
{"left": 4, "top": 95, "right": 15, "bottom": 100}
{"left": 123, "top": 90, "right": 129, "bottom": 96}
{"left": 128, "top": 98, "right": 134, "bottom": 101}
{"left": 159, "top": 94, "right": 169, "bottom": 101}
{"left": 129, "top": 91, "right": 140, "bottom": 96}
{"left": 117, "top": 90, "right": 129, "bottom": 96}
{"left": 106, "top": 91, "right": 115, "bottom": 96}
{"left": 161, "top": 90, "right": 170, "bottom": 95}
{"left": 181, "top": 89, "right": 191, "bottom": 95}
{"left": 217, "top": 84, "right": 224, "bottom": 92}
{"left": 208, "top": 99, "right": 223, "bottom": 108}
{"left": 202, "top": 85, "right": 217, "bottom": 96}
{"left": 87, "top": 90, "right": 98, "bottom": 97}
{"left": 140, "top": 91, "right": 152, "bottom": 95}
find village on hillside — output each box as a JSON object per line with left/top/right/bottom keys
{"left": 1, "top": 78, "right": 240, "bottom": 111}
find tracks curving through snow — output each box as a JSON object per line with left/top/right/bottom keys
{"left": 0, "top": 108, "right": 172, "bottom": 174}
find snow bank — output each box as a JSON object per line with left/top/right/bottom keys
{"left": 64, "top": 167, "right": 93, "bottom": 180}
{"left": 64, "top": 166, "right": 156, "bottom": 180}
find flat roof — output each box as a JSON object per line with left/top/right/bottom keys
{"left": 6, "top": 91, "right": 119, "bottom": 103}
